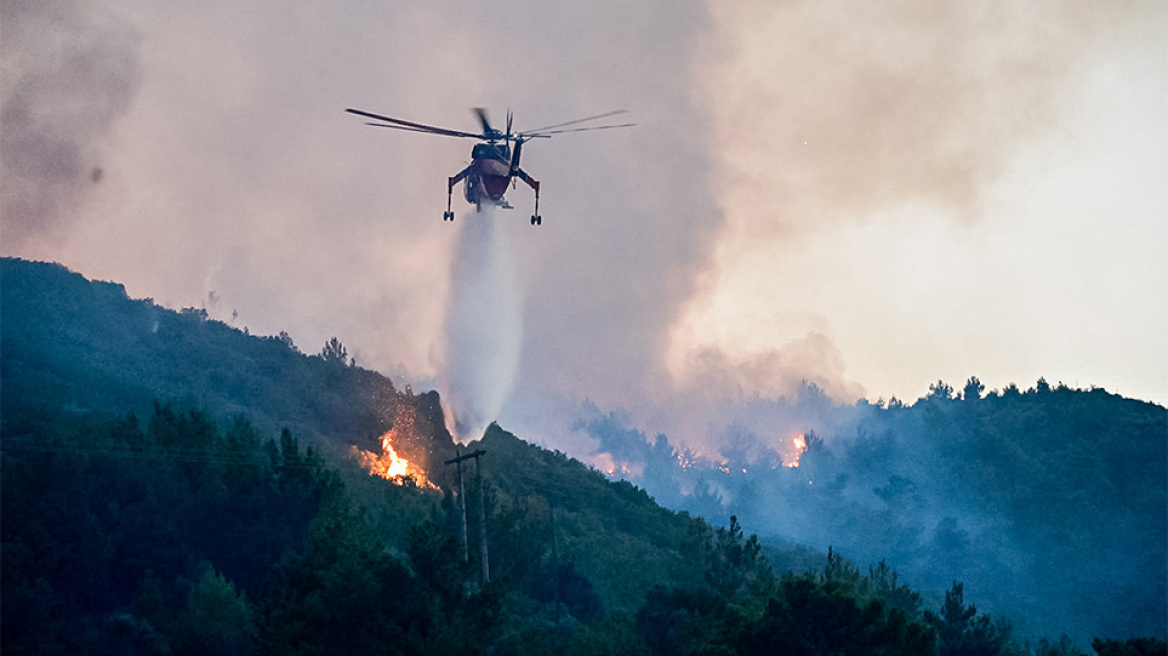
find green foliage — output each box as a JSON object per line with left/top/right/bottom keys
{"left": 701, "top": 516, "right": 766, "bottom": 600}
{"left": 1034, "top": 636, "right": 1088, "bottom": 656}
{"left": 177, "top": 566, "right": 255, "bottom": 655}
{"left": 634, "top": 544, "right": 940, "bottom": 656}
{"left": 925, "top": 582, "right": 1021, "bottom": 656}
{"left": 636, "top": 585, "right": 733, "bottom": 655}
{"left": 0, "top": 258, "right": 399, "bottom": 447}
{"left": 562, "top": 614, "right": 651, "bottom": 656}
{"left": 738, "top": 575, "right": 933, "bottom": 656}
{"left": 318, "top": 336, "right": 350, "bottom": 365}
{"left": 867, "top": 559, "right": 924, "bottom": 616}
{"left": 472, "top": 424, "right": 698, "bottom": 614}
{"left": 0, "top": 401, "right": 334, "bottom": 653}
{"left": 259, "top": 497, "right": 426, "bottom": 655}
{"left": 1091, "top": 637, "right": 1168, "bottom": 656}
{"left": 634, "top": 369, "right": 1167, "bottom": 644}
{"left": 3, "top": 258, "right": 1165, "bottom": 654}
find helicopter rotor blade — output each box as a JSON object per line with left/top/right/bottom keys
{"left": 346, "top": 108, "right": 483, "bottom": 139}
{"left": 524, "top": 109, "right": 629, "bottom": 134}
{"left": 364, "top": 122, "right": 454, "bottom": 135}
{"left": 525, "top": 122, "right": 636, "bottom": 138}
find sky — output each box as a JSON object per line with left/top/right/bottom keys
{"left": 3, "top": 0, "right": 1165, "bottom": 453}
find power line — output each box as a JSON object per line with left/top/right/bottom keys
{"left": 0, "top": 438, "right": 325, "bottom": 469}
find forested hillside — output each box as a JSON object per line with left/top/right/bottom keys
{"left": 0, "top": 258, "right": 410, "bottom": 454}
{"left": 2, "top": 257, "right": 1165, "bottom": 654}
{"left": 579, "top": 381, "right": 1168, "bottom": 644}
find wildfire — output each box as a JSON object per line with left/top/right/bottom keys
{"left": 786, "top": 433, "right": 808, "bottom": 468}
{"left": 593, "top": 452, "right": 645, "bottom": 478}
{"left": 353, "top": 428, "right": 435, "bottom": 487}
{"left": 352, "top": 401, "right": 434, "bottom": 487}
{"left": 356, "top": 431, "right": 408, "bottom": 478}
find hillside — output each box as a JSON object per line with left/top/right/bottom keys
{"left": 0, "top": 258, "right": 715, "bottom": 653}
{"left": 2, "top": 257, "right": 1165, "bottom": 654}
{"left": 0, "top": 258, "right": 405, "bottom": 452}
{"left": 580, "top": 379, "right": 1168, "bottom": 644}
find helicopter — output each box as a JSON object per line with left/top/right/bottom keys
{"left": 345, "top": 106, "right": 633, "bottom": 225}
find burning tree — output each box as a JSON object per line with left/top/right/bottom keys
{"left": 352, "top": 397, "right": 433, "bottom": 487}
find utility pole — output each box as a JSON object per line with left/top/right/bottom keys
{"left": 444, "top": 448, "right": 488, "bottom": 584}
{"left": 451, "top": 448, "right": 469, "bottom": 562}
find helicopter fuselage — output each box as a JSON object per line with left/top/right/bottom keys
{"left": 465, "top": 143, "right": 512, "bottom": 206}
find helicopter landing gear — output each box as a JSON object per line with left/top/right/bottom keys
{"left": 445, "top": 177, "right": 457, "bottom": 222}
{"left": 529, "top": 184, "right": 541, "bottom": 226}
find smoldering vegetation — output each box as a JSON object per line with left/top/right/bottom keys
{"left": 574, "top": 379, "right": 1168, "bottom": 644}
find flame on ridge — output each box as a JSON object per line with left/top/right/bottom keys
{"left": 351, "top": 401, "right": 435, "bottom": 488}
{"left": 785, "top": 433, "right": 808, "bottom": 468}
{"left": 355, "top": 430, "right": 406, "bottom": 477}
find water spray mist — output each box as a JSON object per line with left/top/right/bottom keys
{"left": 440, "top": 206, "right": 523, "bottom": 442}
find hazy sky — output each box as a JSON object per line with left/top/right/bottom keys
{"left": 3, "top": 0, "right": 1165, "bottom": 451}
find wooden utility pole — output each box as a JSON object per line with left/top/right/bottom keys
{"left": 452, "top": 448, "right": 469, "bottom": 562}
{"left": 444, "top": 448, "right": 488, "bottom": 584}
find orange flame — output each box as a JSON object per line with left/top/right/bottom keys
{"left": 786, "top": 433, "right": 808, "bottom": 468}
{"left": 352, "top": 401, "right": 434, "bottom": 487}
{"left": 357, "top": 430, "right": 410, "bottom": 478}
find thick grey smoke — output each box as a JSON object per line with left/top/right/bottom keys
{"left": 440, "top": 206, "right": 522, "bottom": 442}
{"left": 1, "top": 1, "right": 1160, "bottom": 463}
{"left": 0, "top": 0, "right": 141, "bottom": 250}
{"left": 697, "top": 0, "right": 1137, "bottom": 231}
{"left": 502, "top": 0, "right": 1161, "bottom": 457}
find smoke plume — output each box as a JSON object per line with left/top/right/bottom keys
{"left": 0, "top": 0, "right": 141, "bottom": 250}
{"left": 440, "top": 206, "right": 523, "bottom": 442}
{"left": 0, "top": 0, "right": 1160, "bottom": 470}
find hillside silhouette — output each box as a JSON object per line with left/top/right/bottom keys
{"left": 2, "top": 257, "right": 1165, "bottom": 654}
